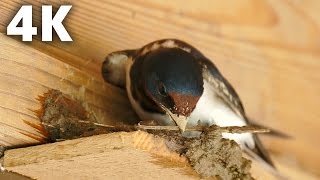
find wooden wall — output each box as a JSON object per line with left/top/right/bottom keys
{"left": 0, "top": 0, "right": 319, "bottom": 176}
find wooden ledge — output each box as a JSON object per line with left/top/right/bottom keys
{"left": 3, "top": 131, "right": 318, "bottom": 180}
{"left": 4, "top": 131, "right": 197, "bottom": 180}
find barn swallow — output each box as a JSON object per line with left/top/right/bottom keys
{"left": 102, "top": 39, "right": 275, "bottom": 169}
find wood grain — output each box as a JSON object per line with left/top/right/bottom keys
{"left": 0, "top": 0, "right": 319, "bottom": 176}
{"left": 4, "top": 131, "right": 188, "bottom": 167}
{"left": 0, "top": 33, "right": 138, "bottom": 147}
{"left": 4, "top": 131, "right": 198, "bottom": 180}
{"left": 3, "top": 131, "right": 318, "bottom": 180}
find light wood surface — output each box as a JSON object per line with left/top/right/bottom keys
{"left": 0, "top": 0, "right": 319, "bottom": 176}
{"left": 0, "top": 33, "right": 137, "bottom": 147}
{"left": 4, "top": 131, "right": 198, "bottom": 180}
{"left": 4, "top": 131, "right": 318, "bottom": 180}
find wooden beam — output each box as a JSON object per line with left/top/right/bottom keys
{"left": 0, "top": 33, "right": 138, "bottom": 147}
{"left": 3, "top": 131, "right": 318, "bottom": 180}
{"left": 4, "top": 131, "right": 198, "bottom": 180}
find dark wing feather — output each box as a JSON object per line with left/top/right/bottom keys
{"left": 102, "top": 49, "right": 137, "bottom": 88}
{"left": 251, "top": 134, "right": 275, "bottom": 166}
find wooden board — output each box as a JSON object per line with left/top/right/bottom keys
{"left": 3, "top": 131, "right": 318, "bottom": 180}
{"left": 4, "top": 131, "right": 198, "bottom": 180}
{"left": 0, "top": 33, "right": 138, "bottom": 147}
{"left": 0, "top": 0, "right": 319, "bottom": 176}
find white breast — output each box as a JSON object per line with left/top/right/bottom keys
{"left": 188, "top": 80, "right": 255, "bottom": 149}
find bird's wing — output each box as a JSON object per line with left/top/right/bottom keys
{"left": 200, "top": 58, "right": 246, "bottom": 120}
{"left": 102, "top": 50, "right": 137, "bottom": 88}
{"left": 249, "top": 119, "right": 293, "bottom": 139}
{"left": 200, "top": 58, "right": 278, "bottom": 169}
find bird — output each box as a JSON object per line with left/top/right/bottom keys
{"left": 102, "top": 39, "right": 277, "bottom": 171}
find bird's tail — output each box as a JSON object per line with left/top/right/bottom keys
{"left": 248, "top": 119, "right": 292, "bottom": 139}
{"left": 244, "top": 134, "right": 288, "bottom": 179}
{"left": 252, "top": 134, "right": 274, "bottom": 167}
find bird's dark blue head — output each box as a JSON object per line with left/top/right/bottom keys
{"left": 140, "top": 47, "right": 204, "bottom": 129}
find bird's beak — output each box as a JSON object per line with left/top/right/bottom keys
{"left": 156, "top": 104, "right": 188, "bottom": 132}
{"left": 166, "top": 110, "right": 188, "bottom": 132}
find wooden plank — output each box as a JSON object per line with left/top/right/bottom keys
{"left": 0, "top": 172, "right": 30, "bottom": 180}
{"left": 3, "top": 131, "right": 318, "bottom": 180}
{"left": 0, "top": 33, "right": 138, "bottom": 147}
{"left": 4, "top": 131, "right": 198, "bottom": 180}
{"left": 0, "top": 0, "right": 319, "bottom": 176}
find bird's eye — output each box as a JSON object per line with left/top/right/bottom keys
{"left": 158, "top": 83, "right": 168, "bottom": 97}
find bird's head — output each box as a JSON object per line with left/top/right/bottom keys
{"left": 140, "top": 47, "right": 204, "bottom": 131}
